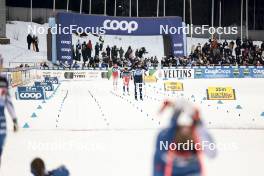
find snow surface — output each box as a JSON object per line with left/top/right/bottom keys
{"left": 0, "top": 78, "right": 264, "bottom": 176}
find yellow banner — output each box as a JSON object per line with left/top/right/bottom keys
{"left": 164, "top": 82, "right": 184, "bottom": 91}
{"left": 144, "top": 75, "right": 157, "bottom": 83}
{"left": 11, "top": 71, "right": 23, "bottom": 87}
{"left": 207, "top": 87, "right": 236, "bottom": 100}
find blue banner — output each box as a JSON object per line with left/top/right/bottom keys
{"left": 34, "top": 82, "right": 54, "bottom": 91}
{"left": 249, "top": 67, "right": 264, "bottom": 78}
{"left": 17, "top": 87, "right": 45, "bottom": 100}
{"left": 195, "top": 67, "right": 233, "bottom": 79}
{"left": 56, "top": 12, "right": 185, "bottom": 64}
{"left": 194, "top": 66, "right": 264, "bottom": 79}
{"left": 49, "top": 17, "right": 57, "bottom": 64}
{"left": 44, "top": 77, "right": 59, "bottom": 84}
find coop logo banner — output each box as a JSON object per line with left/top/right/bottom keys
{"left": 103, "top": 20, "right": 138, "bottom": 34}
{"left": 250, "top": 68, "right": 264, "bottom": 78}
{"left": 34, "top": 82, "right": 54, "bottom": 91}
{"left": 45, "top": 77, "right": 59, "bottom": 84}
{"left": 17, "top": 87, "right": 45, "bottom": 100}
{"left": 56, "top": 12, "right": 185, "bottom": 63}
{"left": 196, "top": 67, "right": 233, "bottom": 78}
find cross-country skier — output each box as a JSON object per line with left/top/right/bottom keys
{"left": 153, "top": 99, "right": 216, "bottom": 176}
{"left": 112, "top": 64, "right": 119, "bottom": 91}
{"left": 130, "top": 61, "right": 147, "bottom": 100}
{"left": 121, "top": 67, "right": 132, "bottom": 95}
{"left": 31, "top": 157, "right": 70, "bottom": 176}
{"left": 0, "top": 56, "right": 18, "bottom": 166}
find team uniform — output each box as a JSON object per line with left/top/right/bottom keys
{"left": 112, "top": 65, "right": 119, "bottom": 91}
{"left": 0, "top": 76, "right": 18, "bottom": 161}
{"left": 153, "top": 100, "right": 216, "bottom": 176}
{"left": 121, "top": 68, "right": 132, "bottom": 95}
{"left": 130, "top": 64, "right": 147, "bottom": 100}
{"left": 45, "top": 166, "right": 70, "bottom": 176}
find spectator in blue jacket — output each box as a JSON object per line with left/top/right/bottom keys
{"left": 31, "top": 158, "right": 70, "bottom": 176}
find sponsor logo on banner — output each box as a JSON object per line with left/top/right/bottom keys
{"left": 34, "top": 82, "right": 54, "bottom": 91}
{"left": 164, "top": 82, "right": 184, "bottom": 91}
{"left": 144, "top": 76, "right": 157, "bottom": 83}
{"left": 206, "top": 87, "right": 236, "bottom": 100}
{"left": 64, "top": 72, "right": 86, "bottom": 79}
{"left": 17, "top": 86, "right": 45, "bottom": 100}
{"left": 251, "top": 68, "right": 264, "bottom": 78}
{"left": 86, "top": 71, "right": 101, "bottom": 79}
{"left": 42, "top": 71, "right": 52, "bottom": 77}
{"left": 11, "top": 71, "right": 23, "bottom": 87}
{"left": 45, "top": 77, "right": 59, "bottom": 84}
{"left": 233, "top": 68, "right": 240, "bottom": 77}
{"left": 158, "top": 69, "right": 194, "bottom": 79}
{"left": 203, "top": 68, "right": 233, "bottom": 78}
{"left": 103, "top": 20, "right": 138, "bottom": 34}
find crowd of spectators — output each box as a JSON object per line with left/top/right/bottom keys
{"left": 67, "top": 35, "right": 264, "bottom": 69}
{"left": 162, "top": 37, "right": 264, "bottom": 67}
{"left": 70, "top": 36, "right": 159, "bottom": 69}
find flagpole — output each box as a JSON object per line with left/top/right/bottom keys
{"left": 157, "top": 0, "right": 159, "bottom": 17}
{"left": 129, "top": 0, "right": 132, "bottom": 17}
{"left": 241, "top": 0, "right": 243, "bottom": 40}
{"left": 163, "top": 0, "right": 166, "bottom": 16}
{"left": 136, "top": 0, "right": 138, "bottom": 17}
{"left": 104, "top": 0, "right": 107, "bottom": 15}
{"left": 66, "top": 0, "right": 69, "bottom": 12}
{"left": 80, "top": 0, "right": 83, "bottom": 14}
{"left": 89, "top": 0, "right": 92, "bottom": 14}
{"left": 53, "top": 0, "right": 56, "bottom": 12}
{"left": 114, "top": 0, "right": 116, "bottom": 16}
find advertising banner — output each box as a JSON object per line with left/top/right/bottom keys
{"left": 17, "top": 86, "right": 46, "bottom": 100}
{"left": 44, "top": 77, "right": 59, "bottom": 84}
{"left": 11, "top": 71, "right": 22, "bottom": 87}
{"left": 56, "top": 12, "right": 185, "bottom": 64}
{"left": 34, "top": 82, "right": 54, "bottom": 91}
{"left": 156, "top": 69, "right": 194, "bottom": 80}
{"left": 206, "top": 87, "right": 236, "bottom": 100}
{"left": 249, "top": 67, "right": 264, "bottom": 78}
{"left": 38, "top": 70, "right": 103, "bottom": 81}
{"left": 195, "top": 67, "right": 233, "bottom": 79}
{"left": 164, "top": 82, "right": 184, "bottom": 91}
{"left": 144, "top": 75, "right": 157, "bottom": 83}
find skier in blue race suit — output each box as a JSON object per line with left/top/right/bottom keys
{"left": 31, "top": 157, "right": 70, "bottom": 176}
{"left": 153, "top": 100, "right": 217, "bottom": 176}
{"left": 0, "top": 75, "right": 18, "bottom": 166}
{"left": 130, "top": 61, "right": 148, "bottom": 100}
